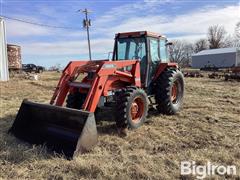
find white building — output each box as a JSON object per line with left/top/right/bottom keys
{"left": 192, "top": 47, "right": 240, "bottom": 69}
{"left": 0, "top": 18, "right": 9, "bottom": 81}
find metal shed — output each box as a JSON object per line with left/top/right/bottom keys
{"left": 192, "top": 47, "right": 240, "bottom": 69}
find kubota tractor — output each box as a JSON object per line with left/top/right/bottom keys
{"left": 9, "top": 31, "right": 184, "bottom": 158}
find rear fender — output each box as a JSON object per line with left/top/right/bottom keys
{"left": 153, "top": 63, "right": 178, "bottom": 81}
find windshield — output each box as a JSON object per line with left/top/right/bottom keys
{"left": 116, "top": 37, "right": 146, "bottom": 61}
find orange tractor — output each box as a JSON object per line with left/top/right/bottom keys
{"left": 9, "top": 31, "right": 184, "bottom": 157}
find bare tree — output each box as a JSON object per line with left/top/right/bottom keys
{"left": 232, "top": 37, "right": 240, "bottom": 47}
{"left": 183, "top": 43, "right": 194, "bottom": 67}
{"left": 169, "top": 40, "right": 184, "bottom": 63}
{"left": 232, "top": 21, "right": 240, "bottom": 47}
{"left": 220, "top": 22, "right": 240, "bottom": 48}
{"left": 49, "top": 63, "right": 61, "bottom": 71}
{"left": 194, "top": 39, "right": 208, "bottom": 53}
{"left": 228, "top": 35, "right": 240, "bottom": 47}
{"left": 169, "top": 40, "right": 193, "bottom": 67}
{"left": 235, "top": 21, "right": 240, "bottom": 39}
{"left": 207, "top": 25, "right": 230, "bottom": 49}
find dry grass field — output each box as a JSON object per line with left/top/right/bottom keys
{"left": 0, "top": 72, "right": 239, "bottom": 179}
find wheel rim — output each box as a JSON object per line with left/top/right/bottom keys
{"left": 130, "top": 97, "right": 144, "bottom": 123}
{"left": 171, "top": 81, "right": 178, "bottom": 104}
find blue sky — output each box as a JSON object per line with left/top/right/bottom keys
{"left": 1, "top": 0, "right": 239, "bottom": 68}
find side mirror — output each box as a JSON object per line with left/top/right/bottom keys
{"left": 108, "top": 52, "right": 113, "bottom": 61}
{"left": 165, "top": 42, "right": 173, "bottom": 46}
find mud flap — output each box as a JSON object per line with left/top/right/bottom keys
{"left": 9, "top": 100, "right": 98, "bottom": 158}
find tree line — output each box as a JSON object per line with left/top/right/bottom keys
{"left": 169, "top": 22, "right": 240, "bottom": 67}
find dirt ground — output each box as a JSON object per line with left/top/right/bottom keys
{"left": 0, "top": 72, "right": 239, "bottom": 179}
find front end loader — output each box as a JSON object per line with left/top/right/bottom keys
{"left": 9, "top": 31, "right": 184, "bottom": 158}
{"left": 9, "top": 60, "right": 142, "bottom": 157}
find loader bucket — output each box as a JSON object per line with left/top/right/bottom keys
{"left": 9, "top": 100, "right": 98, "bottom": 158}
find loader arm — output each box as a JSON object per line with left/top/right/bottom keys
{"left": 50, "top": 61, "right": 95, "bottom": 105}
{"left": 50, "top": 60, "right": 141, "bottom": 112}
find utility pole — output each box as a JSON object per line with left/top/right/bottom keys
{"left": 79, "top": 8, "right": 92, "bottom": 60}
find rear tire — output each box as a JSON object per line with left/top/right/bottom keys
{"left": 116, "top": 87, "right": 148, "bottom": 129}
{"left": 66, "top": 91, "right": 86, "bottom": 109}
{"left": 155, "top": 69, "right": 184, "bottom": 115}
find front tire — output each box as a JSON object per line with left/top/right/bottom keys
{"left": 155, "top": 69, "right": 184, "bottom": 114}
{"left": 116, "top": 87, "right": 148, "bottom": 129}
{"left": 66, "top": 91, "right": 86, "bottom": 109}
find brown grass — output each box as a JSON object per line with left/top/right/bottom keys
{"left": 0, "top": 72, "right": 240, "bottom": 179}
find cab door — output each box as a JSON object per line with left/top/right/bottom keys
{"left": 147, "top": 37, "right": 160, "bottom": 87}
{"left": 159, "top": 38, "right": 169, "bottom": 62}
{"left": 147, "top": 37, "right": 169, "bottom": 93}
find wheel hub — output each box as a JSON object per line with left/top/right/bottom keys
{"left": 171, "top": 82, "right": 178, "bottom": 103}
{"left": 130, "top": 97, "right": 144, "bottom": 123}
{"left": 131, "top": 102, "right": 139, "bottom": 116}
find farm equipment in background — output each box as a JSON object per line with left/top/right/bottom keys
{"left": 208, "top": 66, "right": 240, "bottom": 81}
{"left": 224, "top": 66, "right": 240, "bottom": 81}
{"left": 183, "top": 70, "right": 204, "bottom": 78}
{"left": 9, "top": 31, "right": 184, "bottom": 158}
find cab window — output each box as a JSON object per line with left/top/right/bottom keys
{"left": 117, "top": 37, "right": 146, "bottom": 60}
{"left": 149, "top": 39, "right": 160, "bottom": 62}
{"left": 159, "top": 39, "right": 167, "bottom": 62}
{"left": 117, "top": 41, "right": 127, "bottom": 60}
{"left": 116, "top": 37, "right": 147, "bottom": 84}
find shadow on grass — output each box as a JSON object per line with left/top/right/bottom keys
{"left": 1, "top": 113, "right": 119, "bottom": 161}
{"left": 0, "top": 114, "right": 59, "bottom": 164}
{"left": 95, "top": 107, "right": 163, "bottom": 135}
{"left": 0, "top": 107, "right": 169, "bottom": 162}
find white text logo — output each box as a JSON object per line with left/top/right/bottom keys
{"left": 181, "top": 161, "right": 237, "bottom": 179}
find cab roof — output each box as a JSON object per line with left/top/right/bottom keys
{"left": 115, "top": 31, "right": 163, "bottom": 38}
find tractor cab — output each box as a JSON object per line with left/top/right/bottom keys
{"left": 113, "top": 31, "right": 170, "bottom": 87}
